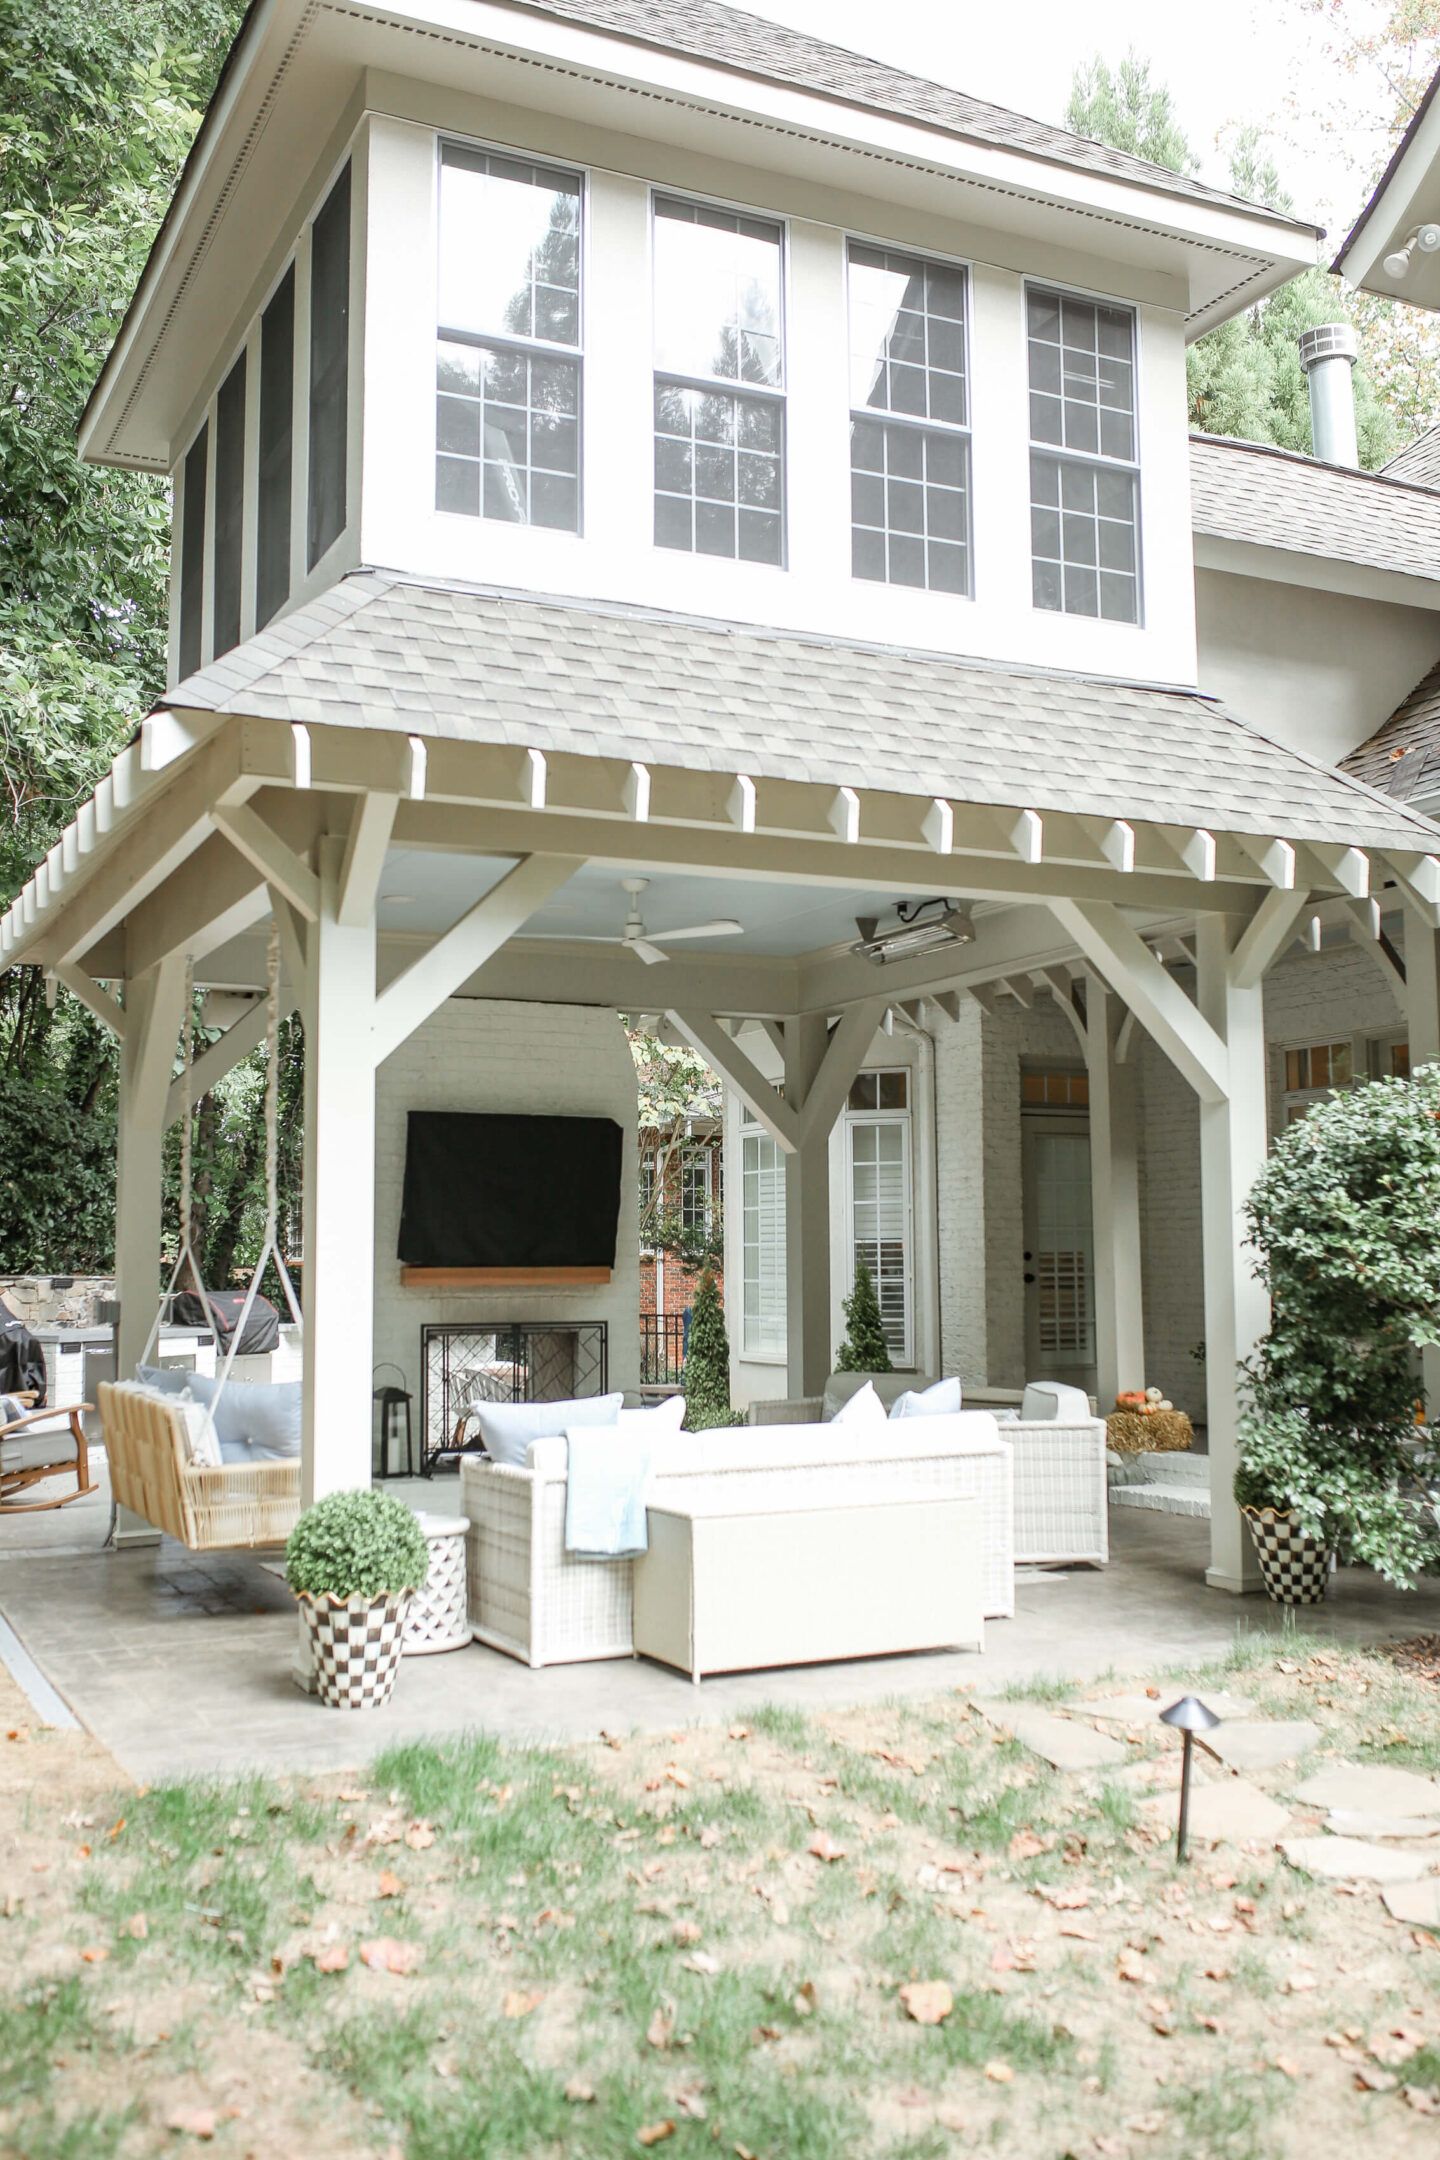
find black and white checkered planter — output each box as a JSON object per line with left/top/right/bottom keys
{"left": 1242, "top": 1508, "right": 1333, "bottom": 1605}
{"left": 297, "top": 1589, "right": 413, "bottom": 1708}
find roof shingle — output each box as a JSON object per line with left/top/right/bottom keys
{"left": 166, "top": 569, "right": 1440, "bottom": 854}
{"left": 1343, "top": 661, "right": 1440, "bottom": 805}
{"left": 1191, "top": 432, "right": 1440, "bottom": 584}
{"left": 1384, "top": 426, "right": 1440, "bottom": 490}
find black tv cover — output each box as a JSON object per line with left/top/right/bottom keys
{"left": 398, "top": 1111, "right": 623, "bottom": 1269}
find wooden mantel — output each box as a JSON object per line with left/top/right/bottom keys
{"left": 399, "top": 1265, "right": 612, "bottom": 1289}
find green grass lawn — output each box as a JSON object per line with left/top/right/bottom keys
{"left": 4, "top": 1635, "right": 1440, "bottom": 2159}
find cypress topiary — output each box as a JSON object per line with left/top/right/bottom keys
{"left": 682, "top": 1266, "right": 734, "bottom": 1430}
{"left": 835, "top": 1257, "right": 892, "bottom": 1373}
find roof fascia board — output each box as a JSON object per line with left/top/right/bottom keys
{"left": 1335, "top": 68, "right": 1440, "bottom": 282}
{"left": 77, "top": 0, "right": 287, "bottom": 466}
{"left": 1193, "top": 531, "right": 1440, "bottom": 613}
{"left": 427, "top": 0, "right": 1319, "bottom": 252}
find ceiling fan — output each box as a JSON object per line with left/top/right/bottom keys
{"left": 583, "top": 877, "right": 744, "bottom": 965}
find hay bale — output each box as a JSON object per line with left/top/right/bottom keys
{"left": 1106, "top": 1409, "right": 1194, "bottom": 1456}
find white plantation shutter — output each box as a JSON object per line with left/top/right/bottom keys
{"left": 848, "top": 1116, "right": 911, "bottom": 1365}
{"left": 741, "top": 1131, "right": 786, "bottom": 1356}
{"left": 1034, "top": 1129, "right": 1094, "bottom": 1360}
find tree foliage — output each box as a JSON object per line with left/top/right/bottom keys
{"left": 628, "top": 1027, "right": 724, "bottom": 1270}
{"left": 1236, "top": 1072, "right": 1440, "bottom": 1586}
{"left": 835, "top": 1258, "right": 892, "bottom": 1375}
{"left": 682, "top": 1266, "right": 734, "bottom": 1431}
{"left": 1063, "top": 48, "right": 1399, "bottom": 467}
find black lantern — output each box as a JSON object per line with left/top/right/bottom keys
{"left": 1159, "top": 1694, "right": 1221, "bottom": 1864}
{"left": 372, "top": 1365, "right": 416, "bottom": 1480}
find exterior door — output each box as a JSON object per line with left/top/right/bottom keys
{"left": 1022, "top": 1112, "right": 1096, "bottom": 1387}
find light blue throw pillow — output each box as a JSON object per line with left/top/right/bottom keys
{"left": 213, "top": 1380, "right": 302, "bottom": 1460}
{"left": 476, "top": 1392, "right": 623, "bottom": 1467}
{"left": 136, "top": 1364, "right": 252, "bottom": 1463}
{"left": 889, "top": 1376, "right": 962, "bottom": 1420}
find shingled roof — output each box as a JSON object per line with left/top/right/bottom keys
{"left": 1343, "top": 661, "right": 1440, "bottom": 807}
{"left": 1191, "top": 432, "right": 1440, "bottom": 585}
{"left": 166, "top": 569, "right": 1440, "bottom": 853}
{"left": 498, "top": 0, "right": 1320, "bottom": 227}
{"left": 1384, "top": 426, "right": 1440, "bottom": 491}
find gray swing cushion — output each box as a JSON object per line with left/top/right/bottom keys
{"left": 1, "top": 1424, "right": 79, "bottom": 1475}
{"left": 136, "top": 1366, "right": 302, "bottom": 1462}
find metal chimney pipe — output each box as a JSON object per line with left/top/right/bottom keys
{"left": 1298, "top": 323, "right": 1359, "bottom": 467}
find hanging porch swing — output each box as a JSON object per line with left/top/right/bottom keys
{"left": 103, "top": 926, "right": 306, "bottom": 1551}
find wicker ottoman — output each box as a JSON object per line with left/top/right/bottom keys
{"left": 403, "top": 1511, "right": 472, "bottom": 1655}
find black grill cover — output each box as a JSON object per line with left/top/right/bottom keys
{"left": 172, "top": 1290, "right": 281, "bottom": 1355}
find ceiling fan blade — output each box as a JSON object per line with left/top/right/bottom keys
{"left": 631, "top": 939, "right": 670, "bottom": 965}
{"left": 645, "top": 919, "right": 745, "bottom": 943}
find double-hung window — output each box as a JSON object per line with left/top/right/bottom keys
{"left": 436, "top": 145, "right": 582, "bottom": 532}
{"left": 740, "top": 1122, "right": 786, "bottom": 1356}
{"left": 1027, "top": 286, "right": 1140, "bottom": 623}
{"left": 652, "top": 197, "right": 784, "bottom": 565}
{"left": 845, "top": 1070, "right": 913, "bottom": 1366}
{"left": 848, "top": 244, "right": 971, "bottom": 594}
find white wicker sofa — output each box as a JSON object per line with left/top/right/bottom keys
{"left": 749, "top": 1374, "right": 1108, "bottom": 1569}
{"left": 460, "top": 1413, "right": 1013, "bottom": 1668}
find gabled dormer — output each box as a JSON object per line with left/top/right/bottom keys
{"left": 80, "top": 0, "right": 1319, "bottom": 693}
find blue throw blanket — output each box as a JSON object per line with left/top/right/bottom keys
{"left": 564, "top": 1427, "right": 653, "bottom": 1559}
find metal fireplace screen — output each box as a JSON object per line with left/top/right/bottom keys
{"left": 420, "top": 1322, "right": 609, "bottom": 1473}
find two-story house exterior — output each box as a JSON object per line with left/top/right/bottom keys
{"left": 8, "top": 0, "right": 1440, "bottom": 1598}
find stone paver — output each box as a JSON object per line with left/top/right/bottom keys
{"left": 1281, "top": 1836, "right": 1439, "bottom": 1884}
{"left": 1382, "top": 1880, "right": 1440, "bottom": 1926}
{"left": 1080, "top": 1689, "right": 1255, "bottom": 1725}
{"left": 1144, "top": 1775, "right": 1292, "bottom": 1847}
{"left": 1199, "top": 1720, "right": 1323, "bottom": 1771}
{"left": 1326, "top": 1810, "right": 1440, "bottom": 1841}
{"left": 972, "top": 1701, "right": 1131, "bottom": 1770}
{"left": 1290, "top": 1764, "right": 1440, "bottom": 1816}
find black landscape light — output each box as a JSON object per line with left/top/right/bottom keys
{"left": 1159, "top": 1695, "right": 1221, "bottom": 1864}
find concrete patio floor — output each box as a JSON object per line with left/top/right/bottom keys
{"left": 4, "top": 1458, "right": 1440, "bottom": 1784}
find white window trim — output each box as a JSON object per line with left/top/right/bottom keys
{"left": 1023, "top": 276, "right": 1143, "bottom": 630}
{"left": 843, "top": 1084, "right": 914, "bottom": 1371}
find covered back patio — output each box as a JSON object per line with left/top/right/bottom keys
{"left": 7, "top": 572, "right": 1440, "bottom": 1629}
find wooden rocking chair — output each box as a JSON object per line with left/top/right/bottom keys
{"left": 0, "top": 1403, "right": 98, "bottom": 1512}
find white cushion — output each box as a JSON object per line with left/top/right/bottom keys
{"left": 175, "top": 1393, "right": 223, "bottom": 1469}
{"left": 1020, "top": 1382, "right": 1093, "bottom": 1422}
{"left": 889, "top": 1376, "right": 962, "bottom": 1420}
{"left": 830, "top": 1379, "right": 888, "bottom": 1429}
{"left": 616, "top": 1394, "right": 687, "bottom": 1436}
{"left": 476, "top": 1392, "right": 623, "bottom": 1467}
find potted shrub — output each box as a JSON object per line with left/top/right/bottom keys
{"left": 286, "top": 1488, "right": 430, "bottom": 1707}
{"left": 1236, "top": 1068, "right": 1440, "bottom": 1603}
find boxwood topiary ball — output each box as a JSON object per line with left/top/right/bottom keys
{"left": 285, "top": 1487, "right": 429, "bottom": 1600}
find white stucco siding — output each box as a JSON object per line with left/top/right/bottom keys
{"left": 1195, "top": 566, "right": 1440, "bottom": 768}
{"left": 372, "top": 997, "right": 640, "bottom": 1432}
{"left": 357, "top": 90, "right": 1198, "bottom": 686}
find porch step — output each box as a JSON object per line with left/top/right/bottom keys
{"left": 1110, "top": 1478, "right": 1211, "bottom": 1519}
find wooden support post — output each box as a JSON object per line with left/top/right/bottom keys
{"left": 784, "top": 1013, "right": 834, "bottom": 1401}
{"left": 1195, "top": 916, "right": 1270, "bottom": 1595}
{"left": 114, "top": 955, "right": 188, "bottom": 1546}
{"left": 300, "top": 837, "right": 378, "bottom": 1509}
{"left": 1084, "top": 977, "right": 1145, "bottom": 1407}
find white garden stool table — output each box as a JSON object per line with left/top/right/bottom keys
{"left": 403, "top": 1511, "right": 472, "bottom": 1655}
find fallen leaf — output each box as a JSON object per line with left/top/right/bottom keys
{"left": 1008, "top": 1830, "right": 1054, "bottom": 1860}
{"left": 1040, "top": 1884, "right": 1090, "bottom": 1910}
{"left": 672, "top": 1919, "right": 702, "bottom": 1944}
{"left": 564, "top": 2078, "right": 596, "bottom": 2103}
{"left": 106, "top": 1817, "right": 126, "bottom": 1842}
{"left": 699, "top": 1827, "right": 721, "bottom": 1849}
{"left": 637, "top": 2121, "right": 675, "bottom": 2146}
{"left": 80, "top": 1947, "right": 108, "bottom": 1964}
{"left": 734, "top": 2146, "right": 758, "bottom": 2159}
{"left": 808, "top": 1832, "right": 845, "bottom": 1864}
{"left": 503, "top": 1990, "right": 543, "bottom": 2019}
{"left": 313, "top": 1943, "right": 349, "bottom": 1973}
{"left": 1371, "top": 2026, "right": 1425, "bottom": 2067}
{"left": 1116, "top": 1948, "right": 1146, "bottom": 1983}
{"left": 983, "top": 2060, "right": 1014, "bottom": 2083}
{"left": 166, "top": 2109, "right": 218, "bottom": 2139}
{"left": 404, "top": 1821, "right": 435, "bottom": 1851}
{"left": 1059, "top": 1923, "right": 1098, "bottom": 1941}
{"left": 793, "top": 1980, "right": 818, "bottom": 2017}
{"left": 1284, "top": 1972, "right": 1318, "bottom": 1994}
{"left": 1125, "top": 2113, "right": 1166, "bottom": 2135}
{"left": 728, "top": 1726, "right": 751, "bottom": 1741}
{"left": 647, "top": 2006, "right": 675, "bottom": 2049}
{"left": 121, "top": 1913, "right": 148, "bottom": 1940}
{"left": 1354, "top": 2068, "right": 1398, "bottom": 2092}
{"left": 359, "top": 1938, "right": 422, "bottom": 1975}
{"left": 1196, "top": 2014, "right": 1224, "bottom": 2034}
{"left": 6, "top": 1726, "right": 29, "bottom": 1742}
{"left": 664, "top": 1765, "right": 691, "bottom": 1788}
{"left": 899, "top": 1981, "right": 953, "bottom": 2025}
{"left": 1272, "top": 2056, "right": 1300, "bottom": 2080}
{"left": 675, "top": 2085, "right": 708, "bottom": 2119}
{"left": 1402, "top": 2086, "right": 1440, "bottom": 2115}
{"left": 682, "top": 1952, "right": 720, "bottom": 1975}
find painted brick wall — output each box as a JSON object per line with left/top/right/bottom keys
{"left": 1135, "top": 1023, "right": 1204, "bottom": 1418}
{"left": 372, "top": 999, "right": 640, "bottom": 1429}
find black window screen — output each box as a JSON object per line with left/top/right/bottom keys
{"left": 308, "top": 162, "right": 350, "bottom": 569}
{"left": 178, "top": 423, "right": 207, "bottom": 680}
{"left": 212, "top": 353, "right": 246, "bottom": 658}
{"left": 257, "top": 267, "right": 294, "bottom": 630}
